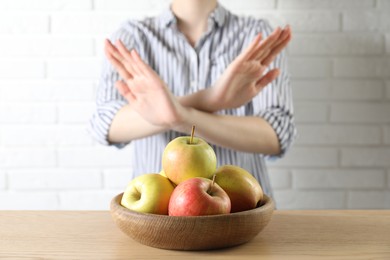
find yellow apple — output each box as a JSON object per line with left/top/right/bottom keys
{"left": 162, "top": 136, "right": 217, "bottom": 185}
{"left": 159, "top": 170, "right": 167, "bottom": 178}
{"left": 121, "top": 173, "right": 175, "bottom": 215}
{"left": 214, "top": 165, "right": 263, "bottom": 213}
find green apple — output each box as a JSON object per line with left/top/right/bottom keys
{"left": 214, "top": 165, "right": 263, "bottom": 213}
{"left": 162, "top": 136, "right": 217, "bottom": 185}
{"left": 121, "top": 173, "right": 175, "bottom": 215}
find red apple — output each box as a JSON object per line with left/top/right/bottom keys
{"left": 168, "top": 177, "right": 231, "bottom": 216}
{"left": 214, "top": 165, "right": 263, "bottom": 213}
{"left": 162, "top": 136, "right": 217, "bottom": 185}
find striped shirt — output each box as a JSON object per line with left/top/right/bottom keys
{"left": 89, "top": 4, "right": 296, "bottom": 198}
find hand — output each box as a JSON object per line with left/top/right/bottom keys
{"left": 206, "top": 25, "right": 292, "bottom": 111}
{"left": 104, "top": 39, "right": 184, "bottom": 128}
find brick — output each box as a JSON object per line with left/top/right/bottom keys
{"left": 334, "top": 58, "right": 390, "bottom": 78}
{"left": 0, "top": 104, "right": 56, "bottom": 124}
{"left": 343, "top": 11, "right": 390, "bottom": 32}
{"left": 103, "top": 169, "right": 134, "bottom": 189}
{"left": 331, "top": 80, "right": 383, "bottom": 100}
{"left": 0, "top": 14, "right": 49, "bottom": 34}
{"left": 0, "top": 80, "right": 95, "bottom": 102}
{"left": 0, "top": 191, "right": 59, "bottom": 210}
{"left": 58, "top": 102, "right": 95, "bottom": 123}
{"left": 293, "top": 169, "right": 385, "bottom": 189}
{"left": 247, "top": 11, "right": 340, "bottom": 32}
{"left": 47, "top": 58, "right": 101, "bottom": 79}
{"left": 384, "top": 126, "right": 390, "bottom": 144}
{"left": 0, "top": 60, "right": 45, "bottom": 79}
{"left": 51, "top": 13, "right": 138, "bottom": 35}
{"left": 289, "top": 57, "right": 332, "bottom": 78}
{"left": 386, "top": 34, "right": 390, "bottom": 54}
{"left": 377, "top": 0, "right": 390, "bottom": 9}
{"left": 347, "top": 191, "right": 390, "bottom": 209}
{"left": 268, "top": 168, "right": 291, "bottom": 189}
{"left": 292, "top": 80, "right": 330, "bottom": 100}
{"left": 1, "top": 125, "right": 93, "bottom": 146}
{"left": 58, "top": 146, "right": 133, "bottom": 167}
{"left": 2, "top": 126, "right": 57, "bottom": 146}
{"left": 95, "top": 0, "right": 173, "bottom": 11}
{"left": 0, "top": 36, "right": 94, "bottom": 57}
{"left": 0, "top": 171, "right": 6, "bottom": 190}
{"left": 289, "top": 33, "right": 383, "bottom": 55}
{"left": 294, "top": 102, "right": 328, "bottom": 123}
{"left": 220, "top": 0, "right": 276, "bottom": 10}
{"left": 0, "top": 0, "right": 91, "bottom": 10}
{"left": 295, "top": 124, "right": 381, "bottom": 145}
{"left": 293, "top": 79, "right": 384, "bottom": 101}
{"left": 8, "top": 169, "right": 101, "bottom": 190}
{"left": 274, "top": 190, "right": 345, "bottom": 209}
{"left": 388, "top": 170, "right": 390, "bottom": 188}
{"left": 330, "top": 103, "right": 390, "bottom": 123}
{"left": 0, "top": 148, "right": 56, "bottom": 168}
{"left": 57, "top": 125, "right": 95, "bottom": 146}
{"left": 59, "top": 190, "right": 122, "bottom": 210}
{"left": 280, "top": 11, "right": 340, "bottom": 32}
{"left": 341, "top": 147, "right": 390, "bottom": 167}
{"left": 278, "top": 0, "right": 375, "bottom": 9}
{"left": 268, "top": 147, "right": 339, "bottom": 167}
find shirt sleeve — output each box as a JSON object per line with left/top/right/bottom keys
{"left": 249, "top": 20, "right": 297, "bottom": 159}
{"left": 88, "top": 23, "right": 138, "bottom": 148}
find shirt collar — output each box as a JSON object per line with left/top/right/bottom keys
{"left": 158, "top": 3, "right": 228, "bottom": 28}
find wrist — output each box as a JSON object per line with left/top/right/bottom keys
{"left": 171, "top": 106, "right": 194, "bottom": 134}
{"left": 178, "top": 88, "right": 218, "bottom": 113}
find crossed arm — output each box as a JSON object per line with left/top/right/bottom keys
{"left": 104, "top": 26, "right": 292, "bottom": 155}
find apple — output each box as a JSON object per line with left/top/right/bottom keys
{"left": 159, "top": 170, "right": 167, "bottom": 178}
{"left": 162, "top": 136, "right": 217, "bottom": 185}
{"left": 121, "top": 173, "right": 175, "bottom": 215}
{"left": 159, "top": 170, "right": 177, "bottom": 187}
{"left": 168, "top": 177, "right": 231, "bottom": 216}
{"left": 214, "top": 165, "right": 263, "bottom": 213}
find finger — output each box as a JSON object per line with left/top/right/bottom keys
{"left": 115, "top": 80, "right": 136, "bottom": 103}
{"left": 104, "top": 39, "right": 132, "bottom": 80}
{"left": 105, "top": 39, "right": 127, "bottom": 65}
{"left": 240, "top": 33, "right": 263, "bottom": 61}
{"left": 261, "top": 33, "right": 292, "bottom": 67}
{"left": 130, "top": 49, "right": 154, "bottom": 77}
{"left": 250, "top": 27, "right": 282, "bottom": 61}
{"left": 255, "top": 68, "right": 280, "bottom": 90}
{"left": 258, "top": 26, "right": 291, "bottom": 62}
{"left": 116, "top": 40, "right": 138, "bottom": 77}
{"left": 269, "top": 25, "right": 291, "bottom": 51}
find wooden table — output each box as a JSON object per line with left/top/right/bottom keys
{"left": 0, "top": 210, "right": 389, "bottom": 259}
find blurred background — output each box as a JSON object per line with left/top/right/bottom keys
{"left": 0, "top": 0, "right": 389, "bottom": 210}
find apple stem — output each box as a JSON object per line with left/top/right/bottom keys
{"left": 208, "top": 174, "right": 216, "bottom": 194}
{"left": 190, "top": 125, "right": 195, "bottom": 144}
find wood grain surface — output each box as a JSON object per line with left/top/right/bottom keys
{"left": 0, "top": 210, "right": 389, "bottom": 259}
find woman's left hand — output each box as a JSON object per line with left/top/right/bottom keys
{"left": 205, "top": 25, "right": 292, "bottom": 112}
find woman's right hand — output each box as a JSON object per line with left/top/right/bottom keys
{"left": 104, "top": 39, "right": 185, "bottom": 128}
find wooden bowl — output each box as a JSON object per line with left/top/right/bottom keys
{"left": 110, "top": 193, "right": 275, "bottom": 251}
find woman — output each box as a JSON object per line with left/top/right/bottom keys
{"left": 89, "top": 0, "right": 296, "bottom": 198}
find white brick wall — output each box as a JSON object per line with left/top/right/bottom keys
{"left": 0, "top": 0, "right": 389, "bottom": 210}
